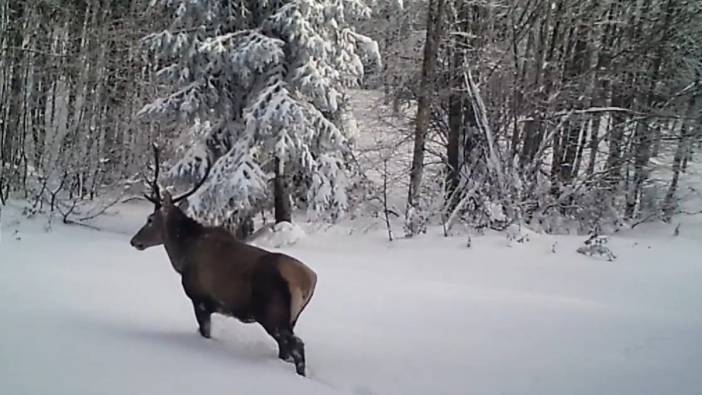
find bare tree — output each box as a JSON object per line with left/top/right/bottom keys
{"left": 406, "top": 0, "right": 446, "bottom": 234}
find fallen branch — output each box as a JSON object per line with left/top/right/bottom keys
{"left": 77, "top": 194, "right": 125, "bottom": 222}
{"left": 631, "top": 209, "right": 702, "bottom": 229}
{"left": 62, "top": 218, "right": 102, "bottom": 231}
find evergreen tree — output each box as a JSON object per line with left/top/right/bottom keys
{"left": 139, "top": 0, "right": 381, "bottom": 230}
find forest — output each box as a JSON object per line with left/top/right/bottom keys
{"left": 1, "top": 0, "right": 700, "bottom": 237}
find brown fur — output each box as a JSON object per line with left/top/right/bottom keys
{"left": 177, "top": 225, "right": 317, "bottom": 324}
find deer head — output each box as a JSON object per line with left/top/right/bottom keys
{"left": 130, "top": 144, "right": 210, "bottom": 250}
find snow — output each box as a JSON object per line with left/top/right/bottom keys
{"left": 249, "top": 221, "right": 307, "bottom": 248}
{"left": 2, "top": 200, "right": 702, "bottom": 395}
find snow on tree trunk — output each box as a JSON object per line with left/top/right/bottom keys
{"left": 464, "top": 69, "right": 505, "bottom": 195}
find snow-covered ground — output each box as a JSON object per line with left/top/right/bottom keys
{"left": 2, "top": 200, "right": 701, "bottom": 395}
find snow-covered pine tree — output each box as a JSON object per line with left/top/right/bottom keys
{"left": 138, "top": 0, "right": 381, "bottom": 232}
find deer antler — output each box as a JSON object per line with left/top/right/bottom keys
{"left": 143, "top": 143, "right": 162, "bottom": 207}
{"left": 172, "top": 158, "right": 212, "bottom": 204}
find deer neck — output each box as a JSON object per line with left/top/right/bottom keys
{"left": 162, "top": 207, "right": 204, "bottom": 274}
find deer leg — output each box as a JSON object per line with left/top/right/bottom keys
{"left": 267, "top": 328, "right": 293, "bottom": 362}
{"left": 192, "top": 300, "right": 212, "bottom": 339}
{"left": 280, "top": 329, "right": 306, "bottom": 376}
{"left": 262, "top": 325, "right": 305, "bottom": 375}
{"left": 255, "top": 304, "right": 304, "bottom": 373}
{"left": 258, "top": 321, "right": 293, "bottom": 362}
{"left": 252, "top": 269, "right": 304, "bottom": 374}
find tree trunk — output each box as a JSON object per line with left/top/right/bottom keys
{"left": 663, "top": 83, "right": 699, "bottom": 220}
{"left": 446, "top": 72, "right": 461, "bottom": 204}
{"left": 235, "top": 214, "right": 254, "bottom": 240}
{"left": 557, "top": 3, "right": 590, "bottom": 185}
{"left": 604, "top": 90, "right": 630, "bottom": 190}
{"left": 274, "top": 155, "right": 291, "bottom": 223}
{"left": 446, "top": 2, "right": 467, "bottom": 210}
{"left": 520, "top": 1, "right": 557, "bottom": 168}
{"left": 1, "top": 1, "right": 25, "bottom": 181}
{"left": 408, "top": 0, "right": 445, "bottom": 208}
{"left": 586, "top": 1, "right": 617, "bottom": 177}
{"left": 625, "top": 0, "right": 674, "bottom": 218}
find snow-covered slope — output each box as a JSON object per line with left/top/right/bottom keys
{"left": 2, "top": 201, "right": 701, "bottom": 395}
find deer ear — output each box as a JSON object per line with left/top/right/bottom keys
{"left": 162, "top": 191, "right": 173, "bottom": 207}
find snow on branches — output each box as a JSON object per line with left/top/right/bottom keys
{"left": 139, "top": 0, "right": 380, "bottom": 227}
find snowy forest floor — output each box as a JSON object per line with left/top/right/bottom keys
{"left": 1, "top": 197, "right": 702, "bottom": 395}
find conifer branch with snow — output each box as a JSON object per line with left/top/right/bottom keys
{"left": 139, "top": 0, "right": 381, "bottom": 232}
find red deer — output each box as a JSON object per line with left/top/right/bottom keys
{"left": 129, "top": 145, "right": 317, "bottom": 376}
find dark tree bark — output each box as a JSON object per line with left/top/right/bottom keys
{"left": 274, "top": 155, "right": 291, "bottom": 223}
{"left": 234, "top": 215, "right": 254, "bottom": 239}
{"left": 1, "top": 1, "right": 25, "bottom": 174}
{"left": 408, "top": 0, "right": 446, "bottom": 208}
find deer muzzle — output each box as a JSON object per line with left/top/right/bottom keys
{"left": 130, "top": 238, "right": 146, "bottom": 250}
